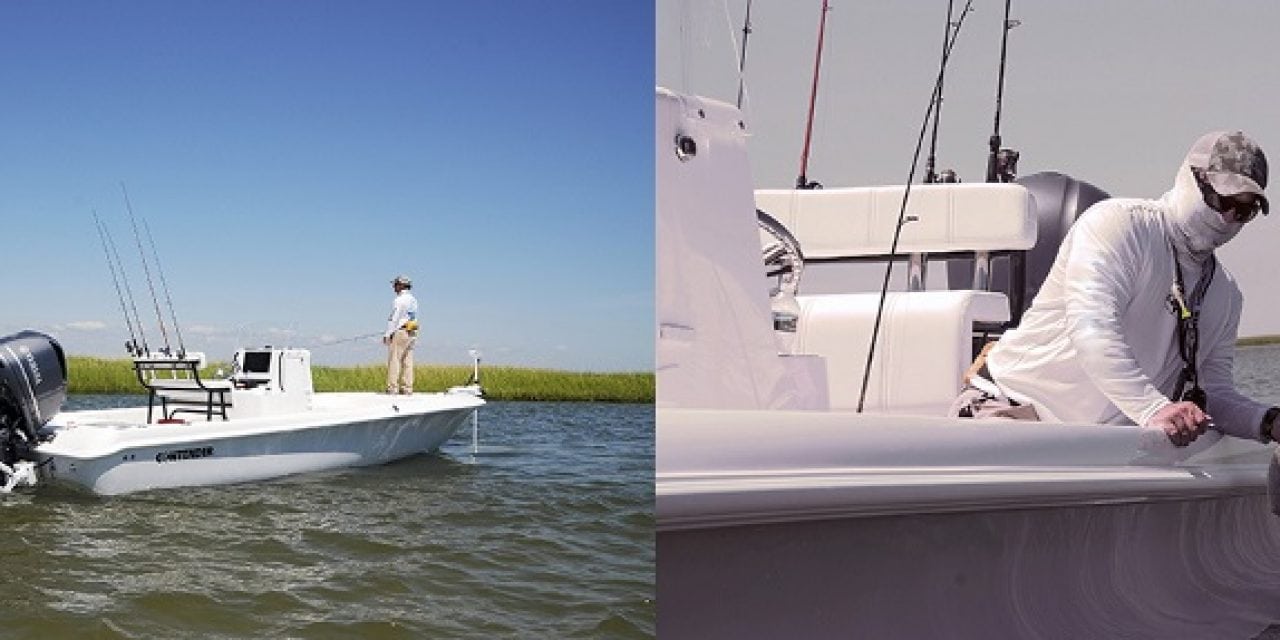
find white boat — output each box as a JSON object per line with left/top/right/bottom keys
{"left": 655, "top": 87, "right": 1280, "bottom": 638}
{"left": 0, "top": 332, "right": 483, "bottom": 496}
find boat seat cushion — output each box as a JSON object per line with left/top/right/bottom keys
{"left": 796, "top": 290, "right": 1010, "bottom": 415}
{"left": 151, "top": 378, "right": 233, "bottom": 400}
{"left": 145, "top": 377, "right": 233, "bottom": 420}
{"left": 755, "top": 184, "right": 1036, "bottom": 259}
{"left": 147, "top": 377, "right": 232, "bottom": 391}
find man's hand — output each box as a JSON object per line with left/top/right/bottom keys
{"left": 1147, "top": 401, "right": 1210, "bottom": 446}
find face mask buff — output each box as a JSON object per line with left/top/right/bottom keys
{"left": 1183, "top": 201, "right": 1242, "bottom": 256}
{"left": 1167, "top": 162, "right": 1243, "bottom": 262}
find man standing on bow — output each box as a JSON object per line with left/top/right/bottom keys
{"left": 384, "top": 275, "right": 419, "bottom": 395}
{"left": 959, "top": 131, "right": 1280, "bottom": 447}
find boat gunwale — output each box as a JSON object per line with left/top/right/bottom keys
{"left": 657, "top": 406, "right": 1277, "bottom": 530}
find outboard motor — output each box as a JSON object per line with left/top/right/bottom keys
{"left": 1014, "top": 171, "right": 1111, "bottom": 309}
{"left": 0, "top": 331, "right": 67, "bottom": 490}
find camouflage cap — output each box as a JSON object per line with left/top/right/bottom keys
{"left": 1187, "top": 131, "right": 1268, "bottom": 208}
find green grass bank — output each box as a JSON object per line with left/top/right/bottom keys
{"left": 1238, "top": 335, "right": 1280, "bottom": 347}
{"left": 66, "top": 357, "right": 654, "bottom": 403}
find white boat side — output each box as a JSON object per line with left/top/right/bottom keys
{"left": 39, "top": 391, "right": 483, "bottom": 496}
{"left": 40, "top": 389, "right": 481, "bottom": 494}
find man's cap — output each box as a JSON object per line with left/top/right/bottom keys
{"left": 391, "top": 275, "right": 412, "bottom": 287}
{"left": 1187, "top": 130, "right": 1268, "bottom": 204}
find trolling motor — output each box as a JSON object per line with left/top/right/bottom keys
{"left": 448, "top": 350, "right": 484, "bottom": 398}
{"left": 0, "top": 331, "right": 67, "bottom": 491}
{"left": 444, "top": 350, "right": 485, "bottom": 458}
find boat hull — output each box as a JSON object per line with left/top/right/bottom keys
{"left": 657, "top": 407, "right": 1280, "bottom": 638}
{"left": 35, "top": 392, "right": 482, "bottom": 495}
{"left": 659, "top": 494, "right": 1280, "bottom": 639}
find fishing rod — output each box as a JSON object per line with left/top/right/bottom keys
{"left": 985, "top": 0, "right": 1020, "bottom": 183}
{"left": 92, "top": 211, "right": 144, "bottom": 356}
{"left": 263, "top": 330, "right": 381, "bottom": 351}
{"left": 316, "top": 332, "right": 383, "bottom": 347}
{"left": 796, "top": 0, "right": 831, "bottom": 190}
{"left": 98, "top": 212, "right": 151, "bottom": 356}
{"left": 924, "top": 0, "right": 966, "bottom": 184}
{"left": 856, "top": 0, "right": 976, "bottom": 413}
{"left": 121, "top": 183, "right": 172, "bottom": 355}
{"left": 141, "top": 217, "right": 186, "bottom": 357}
{"left": 736, "top": 0, "right": 754, "bottom": 110}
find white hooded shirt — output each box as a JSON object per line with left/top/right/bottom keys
{"left": 985, "top": 157, "right": 1268, "bottom": 440}
{"left": 385, "top": 290, "right": 419, "bottom": 339}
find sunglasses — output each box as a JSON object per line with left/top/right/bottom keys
{"left": 1194, "top": 169, "right": 1268, "bottom": 223}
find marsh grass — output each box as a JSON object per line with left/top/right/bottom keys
{"left": 1238, "top": 335, "right": 1280, "bottom": 347}
{"left": 65, "top": 357, "right": 653, "bottom": 403}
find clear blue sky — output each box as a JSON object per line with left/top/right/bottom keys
{"left": 660, "top": 0, "right": 1280, "bottom": 338}
{"left": 1, "top": 1, "right": 653, "bottom": 371}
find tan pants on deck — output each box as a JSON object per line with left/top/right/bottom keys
{"left": 386, "top": 328, "right": 417, "bottom": 394}
{"left": 949, "top": 385, "right": 1041, "bottom": 420}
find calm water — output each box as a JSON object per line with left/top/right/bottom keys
{"left": 1236, "top": 343, "right": 1280, "bottom": 404}
{"left": 1240, "top": 345, "right": 1280, "bottom": 640}
{"left": 0, "top": 399, "right": 654, "bottom": 639}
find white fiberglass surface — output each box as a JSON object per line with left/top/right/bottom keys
{"left": 655, "top": 407, "right": 1273, "bottom": 527}
{"left": 47, "top": 392, "right": 477, "bottom": 427}
{"left": 658, "top": 494, "right": 1280, "bottom": 640}
{"left": 309, "top": 392, "right": 478, "bottom": 412}
{"left": 38, "top": 392, "right": 481, "bottom": 459}
{"left": 655, "top": 407, "right": 1250, "bottom": 474}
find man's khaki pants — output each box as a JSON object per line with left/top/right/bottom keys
{"left": 386, "top": 329, "right": 416, "bottom": 394}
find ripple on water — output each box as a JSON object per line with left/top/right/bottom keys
{"left": 9, "top": 399, "right": 652, "bottom": 638}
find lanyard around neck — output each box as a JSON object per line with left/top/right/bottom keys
{"left": 1167, "top": 243, "right": 1217, "bottom": 407}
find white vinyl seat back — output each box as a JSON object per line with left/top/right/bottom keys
{"left": 797, "top": 291, "right": 1010, "bottom": 415}
{"left": 755, "top": 184, "right": 1036, "bottom": 259}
